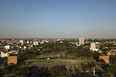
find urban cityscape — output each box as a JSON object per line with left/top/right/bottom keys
{"left": 0, "top": 38, "right": 116, "bottom": 76}
{"left": 0, "top": 0, "right": 116, "bottom": 77}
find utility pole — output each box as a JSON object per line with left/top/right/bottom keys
{"left": 93, "top": 67, "right": 95, "bottom": 76}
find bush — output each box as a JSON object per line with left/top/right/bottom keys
{"left": 3, "top": 62, "right": 7, "bottom": 68}
{"left": 72, "top": 57, "right": 76, "bottom": 59}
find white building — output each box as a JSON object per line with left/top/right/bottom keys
{"left": 90, "top": 42, "right": 96, "bottom": 50}
{"left": 75, "top": 42, "right": 78, "bottom": 45}
{"left": 28, "top": 47, "right": 31, "bottom": 49}
{"left": 19, "top": 40, "right": 23, "bottom": 44}
{"left": 90, "top": 42, "right": 99, "bottom": 51}
{"left": 53, "top": 40, "right": 56, "bottom": 43}
{"left": 27, "top": 41, "right": 29, "bottom": 44}
{"left": 30, "top": 41, "right": 32, "bottom": 44}
{"left": 19, "top": 46, "right": 22, "bottom": 49}
{"left": 79, "top": 38, "right": 84, "bottom": 45}
{"left": 24, "top": 46, "right": 26, "bottom": 49}
{"left": 95, "top": 42, "right": 100, "bottom": 44}
{"left": 92, "top": 49, "right": 99, "bottom": 51}
{"left": 1, "top": 50, "right": 18, "bottom": 57}
{"left": 33, "top": 41, "right": 38, "bottom": 46}
{"left": 60, "top": 41, "right": 63, "bottom": 43}
{"left": 45, "top": 40, "right": 48, "bottom": 43}
{"left": 40, "top": 41, "right": 44, "bottom": 44}
{"left": 1, "top": 51, "right": 8, "bottom": 57}
{"left": 30, "top": 45, "right": 33, "bottom": 48}
{"left": 4, "top": 45, "right": 10, "bottom": 49}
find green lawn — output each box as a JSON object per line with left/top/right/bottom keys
{"left": 35, "top": 52, "right": 61, "bottom": 59}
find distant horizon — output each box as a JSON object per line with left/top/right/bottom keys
{"left": 0, "top": 37, "right": 116, "bottom": 39}
{"left": 0, "top": 0, "right": 116, "bottom": 38}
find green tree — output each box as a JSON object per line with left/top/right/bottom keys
{"left": 106, "top": 64, "right": 116, "bottom": 75}
{"left": 89, "top": 62, "right": 95, "bottom": 68}
{"left": 75, "top": 69, "right": 80, "bottom": 75}
{"left": 22, "top": 61, "right": 26, "bottom": 65}
{"left": 0, "top": 69, "right": 3, "bottom": 77}
{"left": 102, "top": 71, "right": 110, "bottom": 77}
{"left": 103, "top": 51, "right": 108, "bottom": 55}
{"left": 67, "top": 70, "right": 72, "bottom": 77}
{"left": 93, "top": 52, "right": 101, "bottom": 61}
{"left": 110, "top": 55, "right": 116, "bottom": 63}
{"left": 99, "top": 59, "right": 105, "bottom": 64}
{"left": 49, "top": 66, "right": 66, "bottom": 77}
{"left": 16, "top": 66, "right": 32, "bottom": 77}
{"left": 3, "top": 62, "right": 7, "bottom": 68}
{"left": 81, "top": 64, "right": 89, "bottom": 71}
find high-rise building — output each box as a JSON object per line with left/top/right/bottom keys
{"left": 79, "top": 38, "right": 84, "bottom": 45}
{"left": 90, "top": 42, "right": 99, "bottom": 51}
{"left": 90, "top": 42, "right": 96, "bottom": 50}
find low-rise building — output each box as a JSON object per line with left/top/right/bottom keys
{"left": 95, "top": 42, "right": 100, "bottom": 48}
{"left": 1, "top": 51, "right": 8, "bottom": 57}
{"left": 7, "top": 54, "right": 17, "bottom": 64}
{"left": 92, "top": 49, "right": 99, "bottom": 51}
{"left": 40, "top": 41, "right": 44, "bottom": 44}
{"left": 33, "top": 41, "right": 38, "bottom": 46}
{"left": 1, "top": 50, "right": 18, "bottom": 57}
{"left": 24, "top": 46, "right": 27, "bottom": 50}
{"left": 27, "top": 41, "right": 29, "bottom": 44}
{"left": 8, "top": 50, "right": 18, "bottom": 55}
{"left": 108, "top": 49, "right": 115, "bottom": 55}
{"left": 97, "top": 50, "right": 103, "bottom": 53}
{"left": 19, "top": 40, "right": 23, "bottom": 44}
{"left": 60, "top": 41, "right": 63, "bottom": 43}
{"left": 4, "top": 45, "right": 10, "bottom": 49}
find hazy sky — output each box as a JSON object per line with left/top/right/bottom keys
{"left": 0, "top": 0, "right": 116, "bottom": 38}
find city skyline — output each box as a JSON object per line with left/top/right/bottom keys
{"left": 0, "top": 0, "right": 116, "bottom": 38}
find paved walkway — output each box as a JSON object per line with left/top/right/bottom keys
{"left": 28, "top": 63, "right": 81, "bottom": 67}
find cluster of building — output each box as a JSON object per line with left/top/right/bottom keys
{"left": 90, "top": 41, "right": 116, "bottom": 53}
{"left": 69, "top": 38, "right": 85, "bottom": 46}
{"left": 0, "top": 39, "right": 64, "bottom": 50}
{"left": 89, "top": 41, "right": 116, "bottom": 63}
{"left": 69, "top": 38, "right": 116, "bottom": 64}
{"left": 0, "top": 39, "right": 65, "bottom": 64}
{"left": 0, "top": 38, "right": 116, "bottom": 64}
